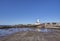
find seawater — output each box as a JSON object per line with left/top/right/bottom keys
{"left": 0, "top": 28, "right": 54, "bottom": 37}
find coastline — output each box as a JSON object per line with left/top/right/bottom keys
{"left": 0, "top": 30, "right": 60, "bottom": 41}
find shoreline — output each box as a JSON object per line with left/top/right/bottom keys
{"left": 0, "top": 30, "right": 60, "bottom": 41}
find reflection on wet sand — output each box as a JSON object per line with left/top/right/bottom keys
{"left": 0, "top": 28, "right": 55, "bottom": 37}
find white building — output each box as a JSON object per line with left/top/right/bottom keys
{"left": 35, "top": 19, "right": 40, "bottom": 25}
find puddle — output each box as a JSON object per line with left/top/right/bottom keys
{"left": 36, "top": 28, "right": 53, "bottom": 32}
{"left": 0, "top": 28, "right": 54, "bottom": 37}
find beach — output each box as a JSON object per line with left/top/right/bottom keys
{"left": 0, "top": 29, "right": 60, "bottom": 41}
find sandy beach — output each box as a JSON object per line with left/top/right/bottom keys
{"left": 0, "top": 29, "right": 60, "bottom": 41}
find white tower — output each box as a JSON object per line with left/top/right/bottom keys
{"left": 36, "top": 19, "right": 40, "bottom": 23}
{"left": 35, "top": 19, "right": 40, "bottom": 25}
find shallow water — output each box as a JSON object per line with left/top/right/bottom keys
{"left": 0, "top": 28, "right": 54, "bottom": 37}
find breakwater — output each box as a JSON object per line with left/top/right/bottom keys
{"left": 0, "top": 22, "right": 60, "bottom": 29}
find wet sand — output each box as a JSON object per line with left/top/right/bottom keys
{"left": 0, "top": 30, "right": 60, "bottom": 41}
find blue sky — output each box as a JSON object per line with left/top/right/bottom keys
{"left": 0, "top": 0, "right": 60, "bottom": 25}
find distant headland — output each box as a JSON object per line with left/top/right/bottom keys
{"left": 0, "top": 19, "right": 60, "bottom": 29}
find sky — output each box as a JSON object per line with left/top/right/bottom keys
{"left": 0, "top": 0, "right": 60, "bottom": 25}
